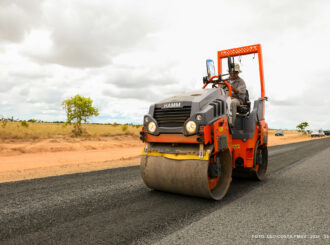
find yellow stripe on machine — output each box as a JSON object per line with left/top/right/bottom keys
{"left": 141, "top": 149, "right": 210, "bottom": 161}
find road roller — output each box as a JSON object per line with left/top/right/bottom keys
{"left": 140, "top": 44, "right": 268, "bottom": 200}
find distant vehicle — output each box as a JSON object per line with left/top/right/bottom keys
{"left": 311, "top": 129, "right": 325, "bottom": 137}
{"left": 275, "top": 130, "right": 284, "bottom": 136}
{"left": 324, "top": 130, "right": 330, "bottom": 136}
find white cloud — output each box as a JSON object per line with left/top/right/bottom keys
{"left": 22, "top": 0, "right": 163, "bottom": 68}
{"left": 0, "top": 0, "right": 329, "bottom": 128}
{"left": 0, "top": 0, "right": 42, "bottom": 43}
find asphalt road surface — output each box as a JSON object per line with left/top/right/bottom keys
{"left": 0, "top": 138, "right": 329, "bottom": 245}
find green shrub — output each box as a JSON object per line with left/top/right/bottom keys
{"left": 1, "top": 117, "right": 8, "bottom": 128}
{"left": 21, "top": 120, "right": 29, "bottom": 127}
{"left": 121, "top": 125, "right": 128, "bottom": 132}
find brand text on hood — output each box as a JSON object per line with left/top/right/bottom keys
{"left": 162, "top": 102, "right": 182, "bottom": 108}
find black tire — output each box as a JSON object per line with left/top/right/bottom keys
{"left": 252, "top": 140, "right": 268, "bottom": 181}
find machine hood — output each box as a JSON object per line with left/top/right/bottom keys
{"left": 155, "top": 88, "right": 225, "bottom": 110}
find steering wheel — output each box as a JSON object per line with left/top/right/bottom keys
{"left": 203, "top": 75, "right": 232, "bottom": 97}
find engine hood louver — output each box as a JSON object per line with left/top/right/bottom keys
{"left": 154, "top": 106, "right": 191, "bottom": 127}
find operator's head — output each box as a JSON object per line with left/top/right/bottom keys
{"left": 233, "top": 63, "right": 241, "bottom": 78}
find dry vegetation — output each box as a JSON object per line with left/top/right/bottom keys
{"left": 268, "top": 129, "right": 308, "bottom": 137}
{"left": 0, "top": 124, "right": 327, "bottom": 183}
{"left": 0, "top": 122, "right": 141, "bottom": 141}
{"left": 267, "top": 129, "right": 325, "bottom": 146}
{"left": 0, "top": 122, "right": 321, "bottom": 144}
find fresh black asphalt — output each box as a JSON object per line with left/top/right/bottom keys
{"left": 0, "top": 137, "right": 329, "bottom": 244}
{"left": 156, "top": 143, "right": 330, "bottom": 244}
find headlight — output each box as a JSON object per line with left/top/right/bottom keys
{"left": 196, "top": 114, "right": 203, "bottom": 121}
{"left": 185, "top": 121, "right": 197, "bottom": 134}
{"left": 148, "top": 121, "right": 157, "bottom": 133}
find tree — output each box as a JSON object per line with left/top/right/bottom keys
{"left": 296, "top": 122, "right": 309, "bottom": 133}
{"left": 62, "top": 95, "right": 99, "bottom": 136}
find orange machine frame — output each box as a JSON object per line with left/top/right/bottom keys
{"left": 217, "top": 44, "right": 265, "bottom": 99}
{"left": 217, "top": 44, "right": 267, "bottom": 168}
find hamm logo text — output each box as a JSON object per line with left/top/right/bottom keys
{"left": 163, "top": 102, "right": 181, "bottom": 108}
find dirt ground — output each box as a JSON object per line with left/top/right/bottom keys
{"left": 267, "top": 130, "right": 324, "bottom": 146}
{"left": 0, "top": 135, "right": 143, "bottom": 183}
{"left": 0, "top": 132, "right": 326, "bottom": 183}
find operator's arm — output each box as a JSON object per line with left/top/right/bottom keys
{"left": 233, "top": 79, "right": 246, "bottom": 95}
{"left": 231, "top": 85, "right": 239, "bottom": 94}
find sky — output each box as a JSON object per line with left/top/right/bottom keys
{"left": 0, "top": 0, "right": 329, "bottom": 129}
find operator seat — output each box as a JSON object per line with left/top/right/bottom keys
{"left": 237, "top": 89, "right": 251, "bottom": 116}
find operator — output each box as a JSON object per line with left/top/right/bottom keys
{"left": 229, "top": 63, "right": 246, "bottom": 126}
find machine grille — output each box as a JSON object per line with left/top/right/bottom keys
{"left": 154, "top": 106, "right": 191, "bottom": 127}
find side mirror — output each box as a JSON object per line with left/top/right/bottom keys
{"left": 206, "top": 59, "right": 216, "bottom": 79}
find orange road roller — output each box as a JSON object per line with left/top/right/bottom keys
{"left": 140, "top": 44, "right": 268, "bottom": 200}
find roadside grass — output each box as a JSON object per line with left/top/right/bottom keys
{"left": 269, "top": 129, "right": 308, "bottom": 136}
{"left": 0, "top": 122, "right": 141, "bottom": 140}
{"left": 269, "top": 129, "right": 300, "bottom": 134}
{"left": 0, "top": 124, "right": 316, "bottom": 141}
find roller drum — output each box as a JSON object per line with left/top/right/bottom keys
{"left": 140, "top": 150, "right": 232, "bottom": 200}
